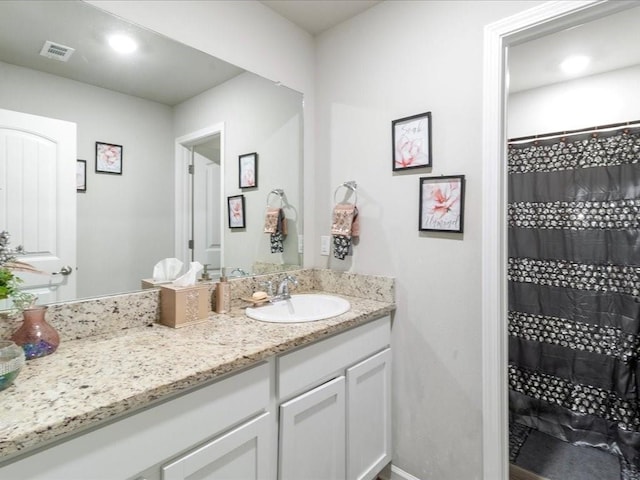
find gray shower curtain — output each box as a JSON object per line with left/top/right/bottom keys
{"left": 507, "top": 124, "right": 640, "bottom": 467}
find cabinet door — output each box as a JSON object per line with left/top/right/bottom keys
{"left": 279, "top": 376, "right": 346, "bottom": 480}
{"left": 162, "top": 412, "right": 271, "bottom": 480}
{"left": 346, "top": 348, "right": 392, "bottom": 480}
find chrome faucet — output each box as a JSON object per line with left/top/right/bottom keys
{"left": 260, "top": 280, "right": 274, "bottom": 297}
{"left": 231, "top": 267, "right": 249, "bottom": 277}
{"left": 271, "top": 275, "right": 298, "bottom": 302}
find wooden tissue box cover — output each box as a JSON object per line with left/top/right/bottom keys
{"left": 141, "top": 278, "right": 174, "bottom": 289}
{"left": 159, "top": 284, "right": 211, "bottom": 328}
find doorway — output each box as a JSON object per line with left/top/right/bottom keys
{"left": 481, "top": 2, "right": 640, "bottom": 479}
{"left": 175, "top": 124, "right": 224, "bottom": 276}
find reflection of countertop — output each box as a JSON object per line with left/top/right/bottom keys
{"left": 0, "top": 292, "right": 394, "bottom": 463}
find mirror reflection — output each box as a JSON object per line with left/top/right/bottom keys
{"left": 0, "top": 0, "right": 303, "bottom": 304}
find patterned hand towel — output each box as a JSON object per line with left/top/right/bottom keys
{"left": 264, "top": 207, "right": 287, "bottom": 253}
{"left": 331, "top": 204, "right": 359, "bottom": 260}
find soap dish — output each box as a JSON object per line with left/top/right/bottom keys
{"left": 240, "top": 296, "right": 271, "bottom": 307}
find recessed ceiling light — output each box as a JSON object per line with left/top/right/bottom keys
{"left": 108, "top": 34, "right": 137, "bottom": 54}
{"left": 560, "top": 55, "right": 590, "bottom": 75}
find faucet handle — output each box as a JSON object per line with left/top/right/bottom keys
{"left": 260, "top": 280, "right": 274, "bottom": 297}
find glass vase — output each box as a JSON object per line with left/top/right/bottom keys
{"left": 11, "top": 306, "right": 60, "bottom": 360}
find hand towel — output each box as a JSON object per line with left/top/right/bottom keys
{"left": 331, "top": 204, "right": 359, "bottom": 260}
{"left": 264, "top": 207, "right": 287, "bottom": 253}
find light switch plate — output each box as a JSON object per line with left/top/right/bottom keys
{"left": 320, "top": 236, "right": 331, "bottom": 256}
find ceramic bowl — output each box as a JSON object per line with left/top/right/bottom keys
{"left": 0, "top": 340, "right": 26, "bottom": 391}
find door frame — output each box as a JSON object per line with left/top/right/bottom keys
{"left": 481, "top": 1, "right": 640, "bottom": 478}
{"left": 174, "top": 123, "right": 225, "bottom": 267}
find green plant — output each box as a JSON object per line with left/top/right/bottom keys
{"left": 0, "top": 231, "right": 40, "bottom": 310}
{"left": 0, "top": 266, "right": 23, "bottom": 300}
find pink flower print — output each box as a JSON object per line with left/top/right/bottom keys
{"left": 242, "top": 169, "right": 255, "bottom": 187}
{"left": 396, "top": 137, "right": 422, "bottom": 168}
{"left": 428, "top": 182, "right": 460, "bottom": 218}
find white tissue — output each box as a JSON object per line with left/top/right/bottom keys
{"left": 152, "top": 258, "right": 184, "bottom": 282}
{"left": 172, "top": 261, "right": 204, "bottom": 287}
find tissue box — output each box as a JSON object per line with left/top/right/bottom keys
{"left": 159, "top": 284, "right": 211, "bottom": 328}
{"left": 141, "top": 278, "right": 174, "bottom": 289}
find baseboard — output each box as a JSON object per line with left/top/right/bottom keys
{"left": 378, "top": 464, "right": 423, "bottom": 480}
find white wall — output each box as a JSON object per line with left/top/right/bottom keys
{"left": 174, "top": 72, "right": 303, "bottom": 273}
{"left": 315, "top": 2, "right": 542, "bottom": 479}
{"left": 88, "top": 0, "right": 317, "bottom": 266}
{"left": 508, "top": 64, "right": 640, "bottom": 138}
{"left": 0, "top": 61, "right": 174, "bottom": 299}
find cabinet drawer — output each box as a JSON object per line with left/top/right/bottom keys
{"left": 163, "top": 412, "right": 271, "bottom": 480}
{"left": 278, "top": 316, "right": 390, "bottom": 400}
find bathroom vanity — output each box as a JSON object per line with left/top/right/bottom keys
{"left": 0, "top": 270, "right": 394, "bottom": 480}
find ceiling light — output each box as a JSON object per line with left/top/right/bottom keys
{"left": 108, "top": 34, "right": 137, "bottom": 54}
{"left": 560, "top": 55, "right": 590, "bottom": 75}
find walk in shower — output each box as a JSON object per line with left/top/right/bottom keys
{"left": 507, "top": 123, "right": 640, "bottom": 479}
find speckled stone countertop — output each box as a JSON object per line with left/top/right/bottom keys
{"left": 0, "top": 269, "right": 394, "bottom": 464}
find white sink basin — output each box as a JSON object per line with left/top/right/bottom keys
{"left": 245, "top": 294, "right": 350, "bottom": 323}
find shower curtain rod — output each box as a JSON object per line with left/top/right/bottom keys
{"left": 508, "top": 118, "right": 640, "bottom": 144}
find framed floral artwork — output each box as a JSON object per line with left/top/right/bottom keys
{"left": 419, "top": 175, "right": 465, "bottom": 233}
{"left": 227, "top": 194, "right": 246, "bottom": 229}
{"left": 76, "top": 160, "right": 87, "bottom": 192}
{"left": 95, "top": 141, "right": 123, "bottom": 174}
{"left": 239, "top": 152, "right": 258, "bottom": 188}
{"left": 392, "top": 111, "right": 432, "bottom": 171}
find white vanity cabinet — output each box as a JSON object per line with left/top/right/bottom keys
{"left": 278, "top": 315, "right": 392, "bottom": 480}
{"left": 0, "top": 315, "right": 391, "bottom": 480}
{"left": 0, "top": 362, "right": 274, "bottom": 480}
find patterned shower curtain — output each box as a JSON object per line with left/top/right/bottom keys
{"left": 507, "top": 124, "right": 640, "bottom": 467}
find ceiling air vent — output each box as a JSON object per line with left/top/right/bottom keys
{"left": 39, "top": 41, "right": 75, "bottom": 62}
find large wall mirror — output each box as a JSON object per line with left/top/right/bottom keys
{"left": 0, "top": 0, "right": 303, "bottom": 305}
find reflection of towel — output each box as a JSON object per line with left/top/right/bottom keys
{"left": 264, "top": 207, "right": 280, "bottom": 233}
{"left": 331, "top": 204, "right": 359, "bottom": 260}
{"left": 264, "top": 207, "right": 287, "bottom": 253}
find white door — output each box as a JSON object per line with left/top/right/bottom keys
{"left": 279, "top": 376, "right": 346, "bottom": 480}
{"left": 192, "top": 140, "right": 222, "bottom": 273}
{"left": 174, "top": 124, "right": 224, "bottom": 273}
{"left": 346, "top": 348, "right": 392, "bottom": 480}
{"left": 0, "top": 108, "right": 77, "bottom": 305}
{"left": 162, "top": 413, "right": 272, "bottom": 480}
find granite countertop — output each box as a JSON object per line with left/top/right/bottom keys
{"left": 0, "top": 292, "right": 394, "bottom": 463}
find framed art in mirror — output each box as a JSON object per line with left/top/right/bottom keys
{"left": 419, "top": 175, "right": 465, "bottom": 233}
{"left": 239, "top": 152, "right": 258, "bottom": 188}
{"left": 95, "top": 141, "right": 123, "bottom": 175}
{"left": 392, "top": 111, "right": 432, "bottom": 171}
{"left": 76, "top": 160, "right": 86, "bottom": 192}
{"left": 228, "top": 195, "right": 246, "bottom": 229}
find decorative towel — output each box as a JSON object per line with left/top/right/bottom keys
{"left": 264, "top": 207, "right": 287, "bottom": 253}
{"left": 331, "top": 203, "right": 359, "bottom": 260}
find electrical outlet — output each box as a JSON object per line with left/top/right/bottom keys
{"left": 298, "top": 234, "right": 304, "bottom": 254}
{"left": 320, "top": 235, "right": 331, "bottom": 256}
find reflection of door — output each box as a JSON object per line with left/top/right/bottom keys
{"left": 0, "top": 108, "right": 77, "bottom": 305}
{"left": 193, "top": 139, "right": 221, "bottom": 272}
{"left": 175, "top": 124, "right": 224, "bottom": 275}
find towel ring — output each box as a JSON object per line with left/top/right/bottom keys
{"left": 267, "top": 189, "right": 284, "bottom": 208}
{"left": 333, "top": 181, "right": 358, "bottom": 205}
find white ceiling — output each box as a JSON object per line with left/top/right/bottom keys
{"left": 260, "top": 0, "right": 381, "bottom": 36}
{"left": 509, "top": 6, "right": 640, "bottom": 92}
{"left": 1, "top": 1, "right": 639, "bottom": 105}
{"left": 259, "top": 0, "right": 640, "bottom": 94}
{"left": 0, "top": 1, "right": 245, "bottom": 106}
